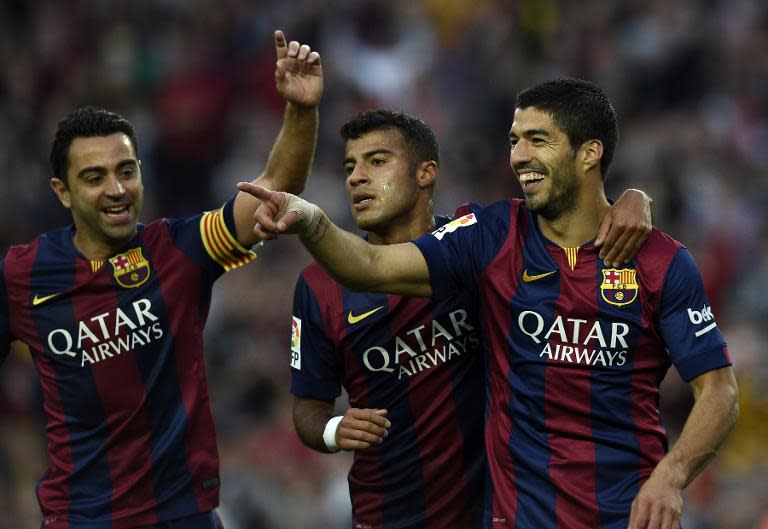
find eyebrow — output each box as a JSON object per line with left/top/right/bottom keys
{"left": 342, "top": 148, "right": 393, "bottom": 165}
{"left": 509, "top": 128, "right": 552, "bottom": 140}
{"left": 76, "top": 159, "right": 137, "bottom": 179}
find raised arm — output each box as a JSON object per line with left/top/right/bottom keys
{"left": 595, "top": 188, "right": 653, "bottom": 267}
{"left": 236, "top": 183, "right": 433, "bottom": 297}
{"left": 293, "top": 397, "right": 390, "bottom": 453}
{"left": 628, "top": 366, "right": 739, "bottom": 529}
{"left": 232, "top": 30, "right": 323, "bottom": 247}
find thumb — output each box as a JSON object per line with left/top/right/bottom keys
{"left": 277, "top": 210, "right": 301, "bottom": 232}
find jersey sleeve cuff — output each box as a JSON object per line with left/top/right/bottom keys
{"left": 199, "top": 198, "right": 257, "bottom": 272}
{"left": 676, "top": 345, "right": 732, "bottom": 382}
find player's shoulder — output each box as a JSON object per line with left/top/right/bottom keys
{"left": 3, "top": 227, "right": 70, "bottom": 268}
{"left": 297, "top": 261, "right": 342, "bottom": 300}
{"left": 300, "top": 261, "right": 332, "bottom": 281}
{"left": 638, "top": 227, "right": 686, "bottom": 259}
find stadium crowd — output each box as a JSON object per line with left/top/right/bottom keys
{"left": 0, "top": 1, "right": 766, "bottom": 528}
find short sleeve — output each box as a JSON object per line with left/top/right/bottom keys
{"left": 166, "top": 196, "right": 258, "bottom": 279}
{"left": 289, "top": 274, "right": 342, "bottom": 401}
{"left": 412, "top": 201, "right": 510, "bottom": 301}
{"left": 659, "top": 248, "right": 731, "bottom": 381}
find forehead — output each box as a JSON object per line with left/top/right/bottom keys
{"left": 68, "top": 133, "right": 137, "bottom": 170}
{"left": 509, "top": 107, "right": 560, "bottom": 136}
{"left": 344, "top": 128, "right": 408, "bottom": 158}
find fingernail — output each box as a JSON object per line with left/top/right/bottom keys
{"left": 385, "top": 420, "right": 391, "bottom": 428}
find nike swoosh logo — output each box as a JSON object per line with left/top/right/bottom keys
{"left": 347, "top": 306, "right": 384, "bottom": 325}
{"left": 522, "top": 269, "right": 557, "bottom": 283}
{"left": 32, "top": 292, "right": 61, "bottom": 306}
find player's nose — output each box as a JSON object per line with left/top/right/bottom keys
{"left": 347, "top": 164, "right": 370, "bottom": 186}
{"left": 510, "top": 140, "right": 532, "bottom": 167}
{"left": 104, "top": 173, "right": 126, "bottom": 196}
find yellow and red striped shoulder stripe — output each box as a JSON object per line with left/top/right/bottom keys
{"left": 199, "top": 208, "right": 257, "bottom": 271}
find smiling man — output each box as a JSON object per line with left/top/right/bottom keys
{"left": 240, "top": 79, "right": 739, "bottom": 529}
{"left": 286, "top": 109, "right": 655, "bottom": 529}
{"left": 0, "top": 31, "right": 322, "bottom": 529}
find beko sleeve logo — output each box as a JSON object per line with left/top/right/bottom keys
{"left": 687, "top": 304, "right": 717, "bottom": 337}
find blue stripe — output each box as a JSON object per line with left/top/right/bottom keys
{"left": 593, "top": 260, "right": 642, "bottom": 529}
{"left": 31, "top": 235, "right": 114, "bottom": 524}
{"left": 113, "top": 241, "right": 198, "bottom": 520}
{"left": 507, "top": 215, "right": 559, "bottom": 529}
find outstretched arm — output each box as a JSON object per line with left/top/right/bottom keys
{"left": 595, "top": 188, "right": 653, "bottom": 267}
{"left": 232, "top": 30, "right": 323, "bottom": 247}
{"left": 237, "top": 183, "right": 433, "bottom": 296}
{"left": 628, "top": 366, "right": 739, "bottom": 529}
{"left": 293, "top": 397, "right": 390, "bottom": 453}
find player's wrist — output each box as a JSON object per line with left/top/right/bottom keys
{"left": 322, "top": 415, "right": 343, "bottom": 453}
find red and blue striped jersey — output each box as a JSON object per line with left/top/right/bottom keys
{"left": 413, "top": 199, "right": 731, "bottom": 529}
{"left": 290, "top": 219, "right": 487, "bottom": 529}
{"left": 0, "top": 198, "right": 255, "bottom": 529}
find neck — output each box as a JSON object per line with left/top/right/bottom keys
{"left": 72, "top": 230, "right": 131, "bottom": 261}
{"left": 538, "top": 183, "right": 610, "bottom": 248}
{"left": 367, "top": 200, "right": 436, "bottom": 245}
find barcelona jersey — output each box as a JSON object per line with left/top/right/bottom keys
{"left": 0, "top": 198, "right": 255, "bottom": 529}
{"left": 290, "top": 217, "right": 486, "bottom": 529}
{"left": 413, "top": 199, "right": 731, "bottom": 529}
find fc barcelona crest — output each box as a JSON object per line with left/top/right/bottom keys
{"left": 109, "top": 248, "right": 150, "bottom": 288}
{"left": 600, "top": 268, "right": 639, "bottom": 307}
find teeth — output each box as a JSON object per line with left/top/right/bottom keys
{"left": 105, "top": 206, "right": 128, "bottom": 214}
{"left": 520, "top": 173, "right": 545, "bottom": 183}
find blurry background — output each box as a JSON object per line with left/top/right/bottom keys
{"left": 0, "top": 0, "right": 766, "bottom": 528}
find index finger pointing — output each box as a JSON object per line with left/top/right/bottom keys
{"left": 237, "top": 181, "right": 271, "bottom": 201}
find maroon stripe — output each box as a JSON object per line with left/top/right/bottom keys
{"left": 73, "top": 257, "right": 159, "bottom": 520}
{"left": 149, "top": 225, "right": 219, "bottom": 511}
{"left": 394, "top": 294, "right": 473, "bottom": 528}
{"left": 630, "top": 240, "right": 676, "bottom": 479}
{"left": 480, "top": 204, "right": 527, "bottom": 524}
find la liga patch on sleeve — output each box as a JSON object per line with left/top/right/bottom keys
{"left": 290, "top": 316, "right": 302, "bottom": 369}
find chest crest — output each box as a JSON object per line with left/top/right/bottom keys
{"left": 109, "top": 248, "right": 151, "bottom": 288}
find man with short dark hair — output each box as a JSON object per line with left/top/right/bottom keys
{"left": 287, "top": 106, "right": 656, "bottom": 529}
{"left": 240, "top": 78, "right": 739, "bottom": 529}
{"left": 0, "top": 31, "right": 322, "bottom": 529}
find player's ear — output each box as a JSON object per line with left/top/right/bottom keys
{"left": 416, "top": 160, "right": 438, "bottom": 190}
{"left": 50, "top": 177, "right": 72, "bottom": 208}
{"left": 579, "top": 139, "right": 603, "bottom": 174}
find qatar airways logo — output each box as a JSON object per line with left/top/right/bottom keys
{"left": 361, "top": 309, "right": 479, "bottom": 380}
{"left": 518, "top": 310, "right": 630, "bottom": 367}
{"left": 46, "top": 298, "right": 164, "bottom": 367}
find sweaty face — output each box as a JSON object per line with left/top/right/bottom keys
{"left": 343, "top": 129, "right": 421, "bottom": 234}
{"left": 55, "top": 133, "right": 144, "bottom": 255}
{"left": 509, "top": 107, "right": 580, "bottom": 219}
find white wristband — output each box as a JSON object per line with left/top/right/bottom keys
{"left": 323, "top": 416, "right": 343, "bottom": 453}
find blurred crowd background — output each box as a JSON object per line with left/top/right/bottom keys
{"left": 0, "top": 0, "right": 766, "bottom": 528}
